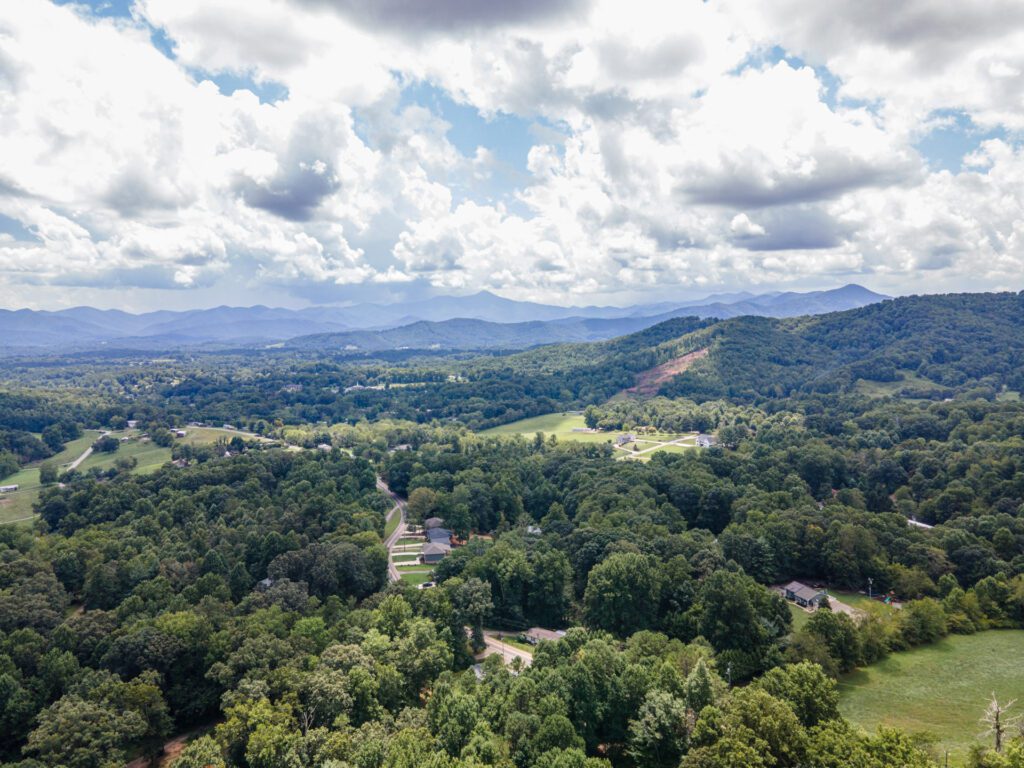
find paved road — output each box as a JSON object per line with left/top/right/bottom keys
{"left": 479, "top": 631, "right": 534, "bottom": 667}
{"left": 377, "top": 477, "right": 408, "bottom": 582}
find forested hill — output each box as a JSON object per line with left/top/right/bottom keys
{"left": 492, "top": 291, "right": 1024, "bottom": 406}
{"left": 654, "top": 291, "right": 1024, "bottom": 402}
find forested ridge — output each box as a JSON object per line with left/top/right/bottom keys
{"left": 2, "top": 293, "right": 1024, "bottom": 767}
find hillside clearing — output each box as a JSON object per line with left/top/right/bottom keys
{"left": 620, "top": 348, "right": 709, "bottom": 397}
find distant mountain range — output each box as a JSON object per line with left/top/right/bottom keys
{"left": 0, "top": 284, "right": 888, "bottom": 352}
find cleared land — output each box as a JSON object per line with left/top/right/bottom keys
{"left": 482, "top": 413, "right": 698, "bottom": 460}
{"left": 400, "top": 571, "right": 434, "bottom": 586}
{"left": 838, "top": 631, "right": 1024, "bottom": 764}
{"left": 1, "top": 427, "right": 264, "bottom": 524}
{"left": 78, "top": 438, "right": 172, "bottom": 475}
{"left": 855, "top": 370, "right": 947, "bottom": 398}
{"left": 621, "top": 348, "right": 709, "bottom": 397}
{"left": 481, "top": 413, "right": 614, "bottom": 444}
{"left": 0, "top": 430, "right": 103, "bottom": 524}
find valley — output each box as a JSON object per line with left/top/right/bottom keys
{"left": 2, "top": 291, "right": 1024, "bottom": 767}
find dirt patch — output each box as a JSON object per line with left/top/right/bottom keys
{"left": 622, "top": 348, "right": 709, "bottom": 397}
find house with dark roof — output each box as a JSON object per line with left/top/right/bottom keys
{"left": 421, "top": 542, "right": 451, "bottom": 564}
{"left": 784, "top": 581, "right": 827, "bottom": 608}
{"left": 426, "top": 527, "right": 453, "bottom": 545}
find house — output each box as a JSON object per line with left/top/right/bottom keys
{"left": 423, "top": 517, "right": 445, "bottom": 530}
{"left": 0, "top": 484, "right": 19, "bottom": 493}
{"left": 421, "top": 542, "right": 451, "bottom": 564}
{"left": 907, "top": 517, "right": 934, "bottom": 530}
{"left": 696, "top": 434, "right": 718, "bottom": 448}
{"left": 526, "top": 525, "right": 542, "bottom": 536}
{"left": 256, "top": 577, "right": 275, "bottom": 591}
{"left": 222, "top": 424, "right": 236, "bottom": 430}
{"left": 389, "top": 443, "right": 412, "bottom": 452}
{"left": 173, "top": 429, "right": 188, "bottom": 438}
{"left": 525, "top": 627, "right": 566, "bottom": 645}
{"left": 317, "top": 443, "right": 332, "bottom": 452}
{"left": 426, "top": 527, "right": 453, "bottom": 545}
{"left": 615, "top": 433, "right": 636, "bottom": 446}
{"left": 784, "top": 581, "right": 827, "bottom": 608}
{"left": 126, "top": 420, "right": 138, "bottom": 429}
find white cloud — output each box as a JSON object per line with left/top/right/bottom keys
{"left": 0, "top": 0, "right": 1022, "bottom": 309}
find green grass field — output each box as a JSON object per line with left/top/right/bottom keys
{"left": 393, "top": 554, "right": 419, "bottom": 563}
{"left": 787, "top": 603, "right": 812, "bottom": 631}
{"left": 77, "top": 438, "right": 173, "bottom": 475}
{"left": 400, "top": 571, "right": 434, "bottom": 586}
{"left": 830, "top": 590, "right": 893, "bottom": 612}
{"left": 384, "top": 508, "right": 401, "bottom": 538}
{"left": 838, "top": 631, "right": 1024, "bottom": 763}
{"left": 481, "top": 413, "right": 615, "bottom": 444}
{"left": 0, "top": 430, "right": 104, "bottom": 524}
{"left": 855, "top": 371, "right": 946, "bottom": 398}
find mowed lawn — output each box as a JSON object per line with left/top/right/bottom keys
{"left": 0, "top": 430, "right": 103, "bottom": 524}
{"left": 78, "top": 438, "right": 172, "bottom": 475}
{"left": 384, "top": 507, "right": 401, "bottom": 538}
{"left": 400, "top": 571, "right": 434, "bottom": 586}
{"left": 838, "top": 631, "right": 1024, "bottom": 763}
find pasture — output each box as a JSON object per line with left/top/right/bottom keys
{"left": 481, "top": 413, "right": 613, "bottom": 443}
{"left": 838, "top": 631, "right": 1024, "bottom": 764}
{"left": 0, "top": 430, "right": 103, "bottom": 524}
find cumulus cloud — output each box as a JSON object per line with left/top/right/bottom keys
{"left": 0, "top": 0, "right": 1022, "bottom": 309}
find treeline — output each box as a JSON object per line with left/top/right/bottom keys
{"left": 0, "top": 449, "right": 390, "bottom": 763}
{"left": 0, "top": 391, "right": 91, "bottom": 477}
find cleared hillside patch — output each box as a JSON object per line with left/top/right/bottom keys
{"left": 621, "top": 348, "right": 709, "bottom": 397}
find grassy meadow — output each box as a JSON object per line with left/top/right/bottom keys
{"left": 838, "top": 631, "right": 1024, "bottom": 764}
{"left": 0, "top": 426, "right": 265, "bottom": 524}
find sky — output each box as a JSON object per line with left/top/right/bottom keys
{"left": 0, "top": 1, "right": 1022, "bottom": 311}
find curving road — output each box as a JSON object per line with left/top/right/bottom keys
{"left": 377, "top": 477, "right": 408, "bottom": 582}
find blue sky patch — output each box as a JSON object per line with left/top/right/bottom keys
{"left": 193, "top": 69, "right": 290, "bottom": 104}
{"left": 915, "top": 110, "right": 1006, "bottom": 172}
{"left": 0, "top": 214, "right": 40, "bottom": 243}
